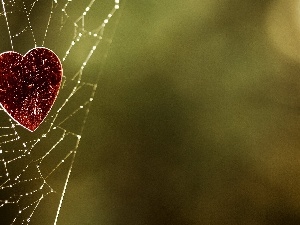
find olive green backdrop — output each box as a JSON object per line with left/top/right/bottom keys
{"left": 61, "top": 0, "right": 300, "bottom": 224}
{"left": 4, "top": 0, "right": 300, "bottom": 224}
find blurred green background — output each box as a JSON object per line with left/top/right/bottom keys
{"left": 25, "top": 0, "right": 300, "bottom": 224}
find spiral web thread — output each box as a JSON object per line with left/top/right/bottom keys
{"left": 0, "top": 0, "right": 121, "bottom": 224}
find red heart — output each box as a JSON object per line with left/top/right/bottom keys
{"left": 0, "top": 47, "right": 62, "bottom": 132}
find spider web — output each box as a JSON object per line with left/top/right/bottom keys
{"left": 0, "top": 0, "right": 122, "bottom": 224}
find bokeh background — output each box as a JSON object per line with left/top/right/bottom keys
{"left": 4, "top": 0, "right": 300, "bottom": 224}
{"left": 60, "top": 0, "right": 300, "bottom": 224}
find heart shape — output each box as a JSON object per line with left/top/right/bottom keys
{"left": 0, "top": 47, "right": 62, "bottom": 132}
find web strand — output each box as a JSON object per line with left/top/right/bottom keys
{"left": 1, "top": 0, "right": 14, "bottom": 50}
{"left": 0, "top": 0, "right": 122, "bottom": 224}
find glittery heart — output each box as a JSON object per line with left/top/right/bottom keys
{"left": 0, "top": 47, "right": 62, "bottom": 132}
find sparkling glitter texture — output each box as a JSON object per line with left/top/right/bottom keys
{"left": 0, "top": 47, "right": 62, "bottom": 132}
